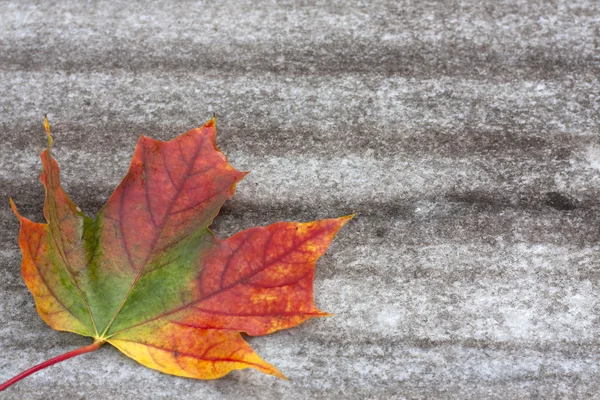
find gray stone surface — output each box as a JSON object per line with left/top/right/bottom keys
{"left": 1, "top": 0, "right": 599, "bottom": 398}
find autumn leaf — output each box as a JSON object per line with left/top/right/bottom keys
{"left": 1, "top": 116, "right": 351, "bottom": 391}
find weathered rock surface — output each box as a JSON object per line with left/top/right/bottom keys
{"left": 1, "top": 0, "right": 599, "bottom": 398}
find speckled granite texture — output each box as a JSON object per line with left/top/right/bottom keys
{"left": 1, "top": 0, "right": 599, "bottom": 398}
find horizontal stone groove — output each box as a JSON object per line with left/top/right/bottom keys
{"left": 1, "top": 42, "right": 598, "bottom": 79}
{"left": 2, "top": 121, "right": 600, "bottom": 161}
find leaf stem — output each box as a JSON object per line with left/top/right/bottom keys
{"left": 0, "top": 340, "right": 104, "bottom": 391}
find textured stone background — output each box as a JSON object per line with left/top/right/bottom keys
{"left": 1, "top": 0, "right": 599, "bottom": 398}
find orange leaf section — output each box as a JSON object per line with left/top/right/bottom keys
{"left": 10, "top": 200, "right": 91, "bottom": 336}
{"left": 85, "top": 119, "right": 248, "bottom": 332}
{"left": 108, "top": 217, "right": 350, "bottom": 379}
{"left": 41, "top": 150, "right": 88, "bottom": 276}
{"left": 185, "top": 218, "right": 350, "bottom": 335}
{"left": 100, "top": 118, "right": 246, "bottom": 276}
{"left": 110, "top": 323, "right": 284, "bottom": 380}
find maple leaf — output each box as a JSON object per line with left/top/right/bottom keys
{"left": 1, "top": 116, "right": 351, "bottom": 390}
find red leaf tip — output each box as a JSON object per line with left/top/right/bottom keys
{"left": 204, "top": 117, "right": 216, "bottom": 128}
